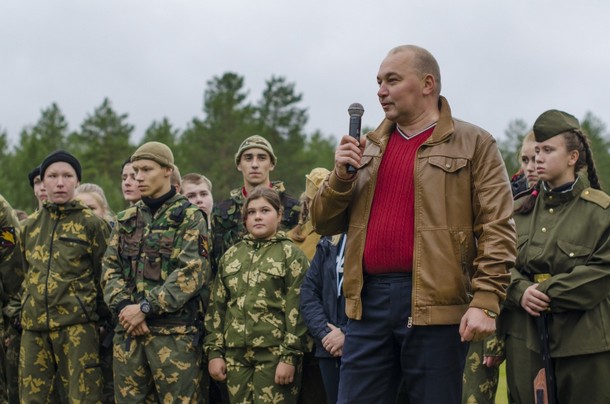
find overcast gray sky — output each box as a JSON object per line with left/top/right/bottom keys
{"left": 2, "top": 0, "right": 609, "bottom": 148}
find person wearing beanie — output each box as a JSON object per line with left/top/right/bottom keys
{"left": 102, "top": 141, "right": 211, "bottom": 403}
{"left": 27, "top": 165, "right": 48, "bottom": 210}
{"left": 497, "top": 109, "right": 610, "bottom": 404}
{"left": 19, "top": 150, "right": 111, "bottom": 402}
{"left": 212, "top": 135, "right": 300, "bottom": 268}
{"left": 40, "top": 149, "right": 83, "bottom": 182}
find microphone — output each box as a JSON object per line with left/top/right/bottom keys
{"left": 346, "top": 103, "right": 365, "bottom": 174}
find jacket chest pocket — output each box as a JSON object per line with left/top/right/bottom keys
{"left": 118, "top": 217, "right": 142, "bottom": 258}
{"left": 257, "top": 265, "right": 286, "bottom": 296}
{"left": 142, "top": 227, "right": 176, "bottom": 282}
{"left": 555, "top": 239, "right": 592, "bottom": 270}
{"left": 427, "top": 156, "right": 468, "bottom": 174}
{"left": 57, "top": 235, "right": 91, "bottom": 278}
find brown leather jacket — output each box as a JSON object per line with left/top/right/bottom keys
{"left": 311, "top": 97, "right": 516, "bottom": 324}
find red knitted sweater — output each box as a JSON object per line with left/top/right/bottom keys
{"left": 363, "top": 127, "right": 434, "bottom": 274}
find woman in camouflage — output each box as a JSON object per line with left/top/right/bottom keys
{"left": 205, "top": 186, "right": 309, "bottom": 404}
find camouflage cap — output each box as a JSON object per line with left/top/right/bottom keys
{"left": 234, "top": 135, "right": 277, "bottom": 166}
{"left": 533, "top": 109, "right": 580, "bottom": 142}
{"left": 305, "top": 167, "right": 330, "bottom": 199}
{"left": 131, "top": 141, "right": 174, "bottom": 168}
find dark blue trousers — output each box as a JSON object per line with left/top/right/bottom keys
{"left": 337, "top": 274, "right": 468, "bottom": 404}
{"left": 318, "top": 357, "right": 340, "bottom": 404}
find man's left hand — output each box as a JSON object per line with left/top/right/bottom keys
{"left": 459, "top": 307, "right": 495, "bottom": 342}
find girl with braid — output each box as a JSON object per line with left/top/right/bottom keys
{"left": 498, "top": 109, "right": 610, "bottom": 403}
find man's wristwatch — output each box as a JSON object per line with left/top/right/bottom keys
{"left": 140, "top": 299, "right": 151, "bottom": 315}
{"left": 481, "top": 308, "right": 497, "bottom": 319}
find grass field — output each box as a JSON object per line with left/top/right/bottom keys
{"left": 495, "top": 363, "right": 508, "bottom": 404}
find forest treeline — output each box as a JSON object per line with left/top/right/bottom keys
{"left": 2, "top": 71, "right": 609, "bottom": 214}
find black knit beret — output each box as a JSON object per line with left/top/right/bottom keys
{"left": 27, "top": 166, "right": 41, "bottom": 188}
{"left": 40, "top": 150, "right": 82, "bottom": 181}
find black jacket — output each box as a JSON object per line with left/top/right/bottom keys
{"left": 300, "top": 235, "right": 348, "bottom": 358}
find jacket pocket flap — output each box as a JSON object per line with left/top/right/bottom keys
{"left": 428, "top": 156, "right": 468, "bottom": 173}
{"left": 259, "top": 265, "right": 284, "bottom": 277}
{"left": 557, "top": 239, "right": 591, "bottom": 258}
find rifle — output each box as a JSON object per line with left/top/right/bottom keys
{"left": 534, "top": 273, "right": 557, "bottom": 404}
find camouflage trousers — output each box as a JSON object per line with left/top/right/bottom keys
{"left": 3, "top": 326, "right": 20, "bottom": 404}
{"left": 19, "top": 323, "right": 102, "bottom": 403}
{"left": 462, "top": 339, "right": 500, "bottom": 404}
{"left": 112, "top": 332, "right": 203, "bottom": 403}
{"left": 0, "top": 335, "right": 7, "bottom": 404}
{"left": 225, "top": 347, "right": 302, "bottom": 404}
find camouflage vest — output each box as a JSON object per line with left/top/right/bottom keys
{"left": 117, "top": 197, "right": 201, "bottom": 328}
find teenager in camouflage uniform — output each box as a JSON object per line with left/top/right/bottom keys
{"left": 211, "top": 135, "right": 300, "bottom": 271}
{"left": 102, "top": 142, "right": 210, "bottom": 403}
{"left": 19, "top": 150, "right": 110, "bottom": 403}
{"left": 0, "top": 195, "right": 25, "bottom": 404}
{"left": 205, "top": 187, "right": 309, "bottom": 404}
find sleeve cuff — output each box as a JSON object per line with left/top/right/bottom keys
{"left": 115, "top": 299, "right": 133, "bottom": 315}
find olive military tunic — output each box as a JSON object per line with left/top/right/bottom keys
{"left": 498, "top": 178, "right": 610, "bottom": 403}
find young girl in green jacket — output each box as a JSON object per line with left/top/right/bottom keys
{"left": 205, "top": 186, "right": 309, "bottom": 404}
{"left": 500, "top": 109, "right": 610, "bottom": 404}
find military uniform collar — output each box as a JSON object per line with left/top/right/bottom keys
{"left": 230, "top": 181, "right": 287, "bottom": 203}
{"left": 43, "top": 199, "right": 86, "bottom": 214}
{"left": 243, "top": 231, "right": 289, "bottom": 246}
{"left": 540, "top": 177, "right": 583, "bottom": 207}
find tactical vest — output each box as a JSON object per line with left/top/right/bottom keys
{"left": 118, "top": 199, "right": 202, "bottom": 328}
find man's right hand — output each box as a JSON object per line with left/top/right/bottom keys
{"left": 335, "top": 135, "right": 366, "bottom": 180}
{"left": 209, "top": 357, "right": 227, "bottom": 382}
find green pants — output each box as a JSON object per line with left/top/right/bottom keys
{"left": 506, "top": 335, "right": 610, "bottom": 404}
{"left": 225, "top": 347, "right": 301, "bottom": 404}
{"left": 462, "top": 339, "right": 500, "bottom": 404}
{"left": 3, "top": 326, "right": 20, "bottom": 404}
{"left": 504, "top": 335, "right": 541, "bottom": 404}
{"left": 113, "top": 332, "right": 202, "bottom": 403}
{"left": 19, "top": 323, "right": 102, "bottom": 403}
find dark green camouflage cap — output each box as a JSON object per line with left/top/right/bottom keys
{"left": 234, "top": 135, "right": 277, "bottom": 166}
{"left": 533, "top": 109, "right": 580, "bottom": 142}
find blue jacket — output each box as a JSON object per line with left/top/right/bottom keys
{"left": 300, "top": 235, "right": 348, "bottom": 358}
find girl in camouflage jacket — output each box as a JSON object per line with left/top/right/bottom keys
{"left": 205, "top": 186, "right": 309, "bottom": 404}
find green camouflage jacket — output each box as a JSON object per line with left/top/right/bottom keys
{"left": 0, "top": 195, "right": 24, "bottom": 329}
{"left": 102, "top": 194, "right": 211, "bottom": 335}
{"left": 211, "top": 181, "right": 300, "bottom": 270}
{"left": 20, "top": 200, "right": 110, "bottom": 331}
{"left": 204, "top": 232, "right": 308, "bottom": 365}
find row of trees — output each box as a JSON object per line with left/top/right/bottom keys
{"left": 2, "top": 70, "right": 610, "bottom": 214}
{"left": 0, "top": 73, "right": 337, "bottom": 213}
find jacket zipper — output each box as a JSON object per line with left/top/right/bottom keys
{"left": 243, "top": 242, "right": 258, "bottom": 345}
{"left": 45, "top": 215, "right": 61, "bottom": 330}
